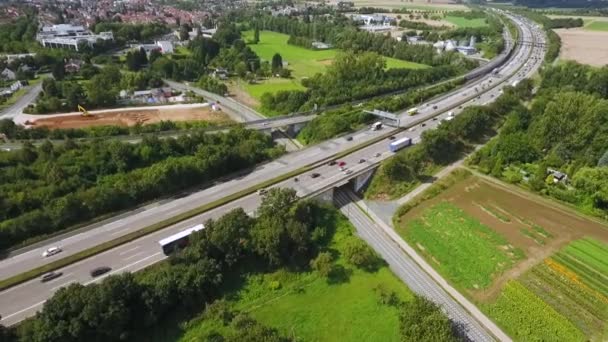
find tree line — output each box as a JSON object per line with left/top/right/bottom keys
{"left": 0, "top": 9, "right": 38, "bottom": 53}
{"left": 0, "top": 189, "right": 460, "bottom": 342}
{"left": 261, "top": 51, "right": 466, "bottom": 114}
{"left": 470, "top": 62, "right": 608, "bottom": 219}
{"left": 0, "top": 128, "right": 284, "bottom": 251}
{"left": 367, "top": 79, "right": 533, "bottom": 198}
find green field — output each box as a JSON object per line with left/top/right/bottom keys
{"left": 444, "top": 16, "right": 488, "bottom": 28}
{"left": 401, "top": 202, "right": 524, "bottom": 289}
{"left": 585, "top": 21, "right": 608, "bottom": 31}
{"left": 178, "top": 212, "right": 413, "bottom": 342}
{"left": 241, "top": 30, "right": 429, "bottom": 101}
{"left": 483, "top": 281, "right": 587, "bottom": 342}
{"left": 485, "top": 238, "right": 608, "bottom": 341}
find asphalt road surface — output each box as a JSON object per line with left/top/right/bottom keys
{"left": 0, "top": 82, "right": 42, "bottom": 120}
{"left": 0, "top": 12, "right": 545, "bottom": 328}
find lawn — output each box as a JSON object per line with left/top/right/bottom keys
{"left": 240, "top": 30, "right": 428, "bottom": 102}
{"left": 444, "top": 16, "right": 488, "bottom": 28}
{"left": 400, "top": 202, "right": 524, "bottom": 289}
{"left": 585, "top": 21, "right": 608, "bottom": 31}
{"left": 178, "top": 210, "right": 414, "bottom": 342}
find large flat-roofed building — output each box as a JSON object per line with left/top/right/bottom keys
{"left": 36, "top": 24, "right": 114, "bottom": 51}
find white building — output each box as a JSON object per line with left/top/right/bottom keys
{"left": 37, "top": 24, "right": 114, "bottom": 51}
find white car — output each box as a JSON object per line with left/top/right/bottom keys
{"left": 344, "top": 169, "right": 353, "bottom": 175}
{"left": 42, "top": 246, "right": 62, "bottom": 258}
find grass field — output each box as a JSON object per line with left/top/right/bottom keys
{"left": 444, "top": 16, "right": 488, "bottom": 28}
{"left": 403, "top": 202, "right": 523, "bottom": 290}
{"left": 394, "top": 173, "right": 608, "bottom": 340}
{"left": 241, "top": 30, "right": 428, "bottom": 101}
{"left": 586, "top": 21, "right": 608, "bottom": 31}
{"left": 178, "top": 211, "right": 413, "bottom": 342}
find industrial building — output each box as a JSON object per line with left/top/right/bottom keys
{"left": 36, "top": 24, "right": 114, "bottom": 51}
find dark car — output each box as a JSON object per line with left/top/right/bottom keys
{"left": 421, "top": 123, "right": 426, "bottom": 127}
{"left": 328, "top": 160, "right": 337, "bottom": 166}
{"left": 346, "top": 136, "right": 353, "bottom": 141}
{"left": 388, "top": 136, "right": 396, "bottom": 140}
{"left": 90, "top": 266, "right": 112, "bottom": 277}
{"left": 311, "top": 173, "right": 321, "bottom": 179}
{"left": 41, "top": 271, "right": 62, "bottom": 283}
{"left": 359, "top": 159, "right": 366, "bottom": 164}
{"left": 432, "top": 105, "right": 438, "bottom": 110}
{"left": 432, "top": 117, "right": 438, "bottom": 121}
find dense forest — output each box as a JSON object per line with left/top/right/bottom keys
{"left": 470, "top": 62, "right": 608, "bottom": 219}
{"left": 0, "top": 128, "right": 284, "bottom": 251}
{"left": 0, "top": 11, "right": 38, "bottom": 53}
{"left": 0, "top": 190, "right": 459, "bottom": 342}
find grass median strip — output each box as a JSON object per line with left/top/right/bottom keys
{"left": 0, "top": 129, "right": 400, "bottom": 292}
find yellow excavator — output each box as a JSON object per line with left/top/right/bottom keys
{"left": 78, "top": 104, "right": 91, "bottom": 117}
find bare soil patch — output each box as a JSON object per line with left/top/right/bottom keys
{"left": 227, "top": 82, "right": 260, "bottom": 109}
{"left": 400, "top": 176, "right": 608, "bottom": 301}
{"left": 555, "top": 28, "right": 608, "bottom": 67}
{"left": 29, "top": 105, "right": 231, "bottom": 130}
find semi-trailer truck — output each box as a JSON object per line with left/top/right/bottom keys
{"left": 389, "top": 137, "right": 412, "bottom": 152}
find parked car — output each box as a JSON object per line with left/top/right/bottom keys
{"left": 41, "top": 271, "right": 62, "bottom": 283}
{"left": 311, "top": 173, "right": 321, "bottom": 178}
{"left": 42, "top": 246, "right": 62, "bottom": 258}
{"left": 90, "top": 266, "right": 112, "bottom": 277}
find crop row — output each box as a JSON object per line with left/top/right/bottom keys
{"left": 561, "top": 238, "right": 608, "bottom": 276}
{"left": 552, "top": 253, "right": 608, "bottom": 298}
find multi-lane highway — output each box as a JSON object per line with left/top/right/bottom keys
{"left": 0, "top": 12, "right": 546, "bottom": 329}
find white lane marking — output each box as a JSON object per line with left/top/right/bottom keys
{"left": 84, "top": 252, "right": 161, "bottom": 285}
{"left": 118, "top": 246, "right": 141, "bottom": 256}
{"left": 1, "top": 300, "right": 46, "bottom": 320}
{"left": 123, "top": 252, "right": 144, "bottom": 261}
{"left": 51, "top": 280, "right": 76, "bottom": 291}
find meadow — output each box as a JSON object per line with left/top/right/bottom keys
{"left": 444, "top": 15, "right": 488, "bottom": 28}
{"left": 177, "top": 211, "right": 414, "bottom": 342}
{"left": 586, "top": 20, "right": 608, "bottom": 31}
{"left": 240, "top": 30, "right": 429, "bottom": 101}
{"left": 394, "top": 172, "right": 608, "bottom": 340}
{"left": 404, "top": 202, "right": 523, "bottom": 290}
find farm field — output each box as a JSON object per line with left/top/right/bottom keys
{"left": 586, "top": 20, "right": 608, "bottom": 31}
{"left": 444, "top": 15, "right": 488, "bottom": 28}
{"left": 554, "top": 28, "right": 608, "bottom": 67}
{"left": 241, "top": 30, "right": 429, "bottom": 103}
{"left": 337, "top": 0, "right": 469, "bottom": 11}
{"left": 175, "top": 212, "right": 413, "bottom": 342}
{"left": 394, "top": 172, "right": 608, "bottom": 340}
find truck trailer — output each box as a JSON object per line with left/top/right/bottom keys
{"left": 389, "top": 137, "right": 412, "bottom": 152}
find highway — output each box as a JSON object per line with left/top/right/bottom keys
{"left": 0, "top": 12, "right": 545, "bottom": 329}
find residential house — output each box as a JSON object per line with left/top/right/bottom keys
{"left": 212, "top": 68, "right": 229, "bottom": 80}
{"left": 10, "top": 80, "right": 26, "bottom": 92}
{"left": 547, "top": 168, "right": 568, "bottom": 184}
{"left": 1, "top": 68, "right": 16, "bottom": 80}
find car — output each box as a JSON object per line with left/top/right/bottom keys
{"left": 344, "top": 169, "right": 353, "bottom": 175}
{"left": 458, "top": 105, "right": 463, "bottom": 109}
{"left": 409, "top": 127, "right": 416, "bottom": 132}
{"left": 374, "top": 152, "right": 381, "bottom": 157}
{"left": 42, "top": 246, "right": 62, "bottom": 258}
{"left": 328, "top": 160, "right": 337, "bottom": 166}
{"left": 432, "top": 117, "right": 438, "bottom": 121}
{"left": 388, "top": 136, "right": 396, "bottom": 140}
{"left": 359, "top": 158, "right": 366, "bottom": 163}
{"left": 338, "top": 161, "right": 346, "bottom": 167}
{"left": 346, "top": 136, "right": 353, "bottom": 141}
{"left": 41, "top": 271, "right": 62, "bottom": 283}
{"left": 311, "top": 173, "right": 321, "bottom": 178}
{"left": 421, "top": 123, "right": 426, "bottom": 127}
{"left": 490, "top": 94, "right": 494, "bottom": 98}
{"left": 432, "top": 105, "right": 438, "bottom": 110}
{"left": 340, "top": 166, "right": 346, "bottom": 171}
{"left": 90, "top": 266, "right": 112, "bottom": 277}
{"left": 257, "top": 188, "right": 267, "bottom": 195}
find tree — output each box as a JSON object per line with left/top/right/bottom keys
{"left": 253, "top": 26, "right": 260, "bottom": 44}
{"left": 399, "top": 295, "right": 458, "bottom": 342}
{"left": 271, "top": 53, "right": 283, "bottom": 72}
{"left": 343, "top": 239, "right": 379, "bottom": 270}
{"left": 179, "top": 24, "right": 190, "bottom": 41}
{"left": 51, "top": 62, "right": 65, "bottom": 80}
{"left": 310, "top": 252, "right": 333, "bottom": 277}
{"left": 149, "top": 49, "right": 162, "bottom": 64}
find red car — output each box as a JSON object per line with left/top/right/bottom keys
{"left": 338, "top": 161, "right": 346, "bottom": 167}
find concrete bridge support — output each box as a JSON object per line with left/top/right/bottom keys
{"left": 313, "top": 187, "right": 334, "bottom": 204}
{"left": 354, "top": 169, "right": 376, "bottom": 193}
{"left": 286, "top": 122, "right": 308, "bottom": 138}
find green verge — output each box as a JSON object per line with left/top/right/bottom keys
{"left": 0, "top": 128, "right": 400, "bottom": 291}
